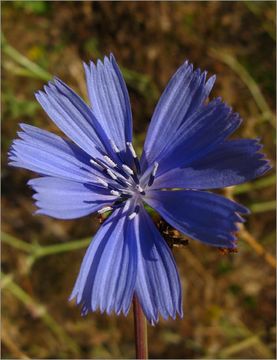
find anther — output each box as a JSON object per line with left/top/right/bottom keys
{"left": 110, "top": 190, "right": 120, "bottom": 196}
{"left": 128, "top": 205, "right": 140, "bottom": 220}
{"left": 106, "top": 169, "right": 130, "bottom": 188}
{"left": 104, "top": 155, "right": 117, "bottom": 168}
{"left": 118, "top": 188, "right": 133, "bottom": 195}
{"left": 126, "top": 142, "right": 137, "bottom": 158}
{"left": 107, "top": 169, "right": 118, "bottom": 180}
{"left": 111, "top": 171, "right": 132, "bottom": 186}
{"left": 115, "top": 177, "right": 130, "bottom": 189}
{"left": 90, "top": 159, "right": 103, "bottom": 170}
{"left": 127, "top": 142, "right": 141, "bottom": 174}
{"left": 96, "top": 177, "right": 109, "bottom": 188}
{"left": 128, "top": 212, "right": 137, "bottom": 220}
{"left": 148, "top": 162, "right": 159, "bottom": 187}
{"left": 122, "top": 164, "right": 134, "bottom": 175}
{"left": 152, "top": 162, "right": 159, "bottom": 176}
{"left": 98, "top": 206, "right": 112, "bottom": 214}
{"left": 110, "top": 139, "right": 120, "bottom": 153}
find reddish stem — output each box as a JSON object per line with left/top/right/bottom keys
{"left": 133, "top": 295, "right": 148, "bottom": 359}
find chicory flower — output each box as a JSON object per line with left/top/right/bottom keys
{"left": 8, "top": 54, "right": 270, "bottom": 324}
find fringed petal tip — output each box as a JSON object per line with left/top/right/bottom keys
{"left": 142, "top": 303, "right": 184, "bottom": 326}
{"left": 260, "top": 160, "right": 272, "bottom": 174}
{"left": 252, "top": 138, "right": 273, "bottom": 170}
{"left": 69, "top": 291, "right": 132, "bottom": 318}
{"left": 181, "top": 59, "right": 217, "bottom": 88}
{"left": 69, "top": 292, "right": 183, "bottom": 325}
{"left": 82, "top": 53, "right": 118, "bottom": 71}
{"left": 150, "top": 308, "right": 184, "bottom": 327}
{"left": 233, "top": 201, "right": 250, "bottom": 215}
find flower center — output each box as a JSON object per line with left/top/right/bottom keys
{"left": 89, "top": 141, "right": 159, "bottom": 219}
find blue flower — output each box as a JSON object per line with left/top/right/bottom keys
{"left": 8, "top": 54, "right": 270, "bottom": 325}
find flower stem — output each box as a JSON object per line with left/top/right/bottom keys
{"left": 133, "top": 295, "right": 148, "bottom": 359}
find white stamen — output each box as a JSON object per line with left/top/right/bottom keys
{"left": 107, "top": 169, "right": 118, "bottom": 180}
{"left": 110, "top": 190, "right": 120, "bottom": 196}
{"left": 104, "top": 155, "right": 117, "bottom": 168}
{"left": 90, "top": 159, "right": 103, "bottom": 170}
{"left": 98, "top": 206, "right": 112, "bottom": 214}
{"left": 128, "top": 212, "right": 137, "bottom": 220}
{"left": 122, "top": 164, "right": 134, "bottom": 175}
{"left": 148, "top": 162, "right": 159, "bottom": 187}
{"left": 126, "top": 142, "right": 137, "bottom": 158}
{"left": 96, "top": 177, "right": 109, "bottom": 187}
{"left": 136, "top": 184, "right": 144, "bottom": 193}
{"left": 110, "top": 140, "right": 120, "bottom": 153}
{"left": 128, "top": 204, "right": 140, "bottom": 220}
{"left": 115, "top": 171, "right": 130, "bottom": 182}
{"left": 152, "top": 162, "right": 159, "bottom": 177}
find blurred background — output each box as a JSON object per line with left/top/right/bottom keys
{"left": 1, "top": 1, "right": 276, "bottom": 359}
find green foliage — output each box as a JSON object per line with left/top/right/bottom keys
{"left": 2, "top": 34, "right": 52, "bottom": 81}
{"left": 217, "top": 259, "right": 233, "bottom": 275}
{"left": 13, "top": 1, "right": 51, "bottom": 15}
{"left": 122, "top": 67, "right": 159, "bottom": 101}
{"left": 3, "top": 91, "right": 39, "bottom": 119}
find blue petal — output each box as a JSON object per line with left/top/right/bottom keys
{"left": 29, "top": 177, "right": 116, "bottom": 219}
{"left": 132, "top": 208, "right": 182, "bottom": 324}
{"left": 151, "top": 139, "right": 271, "bottom": 190}
{"left": 142, "top": 98, "right": 242, "bottom": 181}
{"left": 84, "top": 54, "right": 133, "bottom": 154}
{"left": 145, "top": 190, "right": 249, "bottom": 248}
{"left": 141, "top": 60, "right": 215, "bottom": 170}
{"left": 70, "top": 202, "right": 137, "bottom": 316}
{"left": 8, "top": 124, "right": 104, "bottom": 183}
{"left": 35, "top": 78, "right": 113, "bottom": 159}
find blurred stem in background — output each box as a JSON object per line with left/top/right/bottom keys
{"left": 232, "top": 174, "right": 275, "bottom": 195}
{"left": 1, "top": 232, "right": 91, "bottom": 272}
{"left": 1, "top": 272, "right": 80, "bottom": 357}
{"left": 2, "top": 32, "right": 159, "bottom": 101}
{"left": 209, "top": 48, "right": 275, "bottom": 127}
{"left": 2, "top": 33, "right": 52, "bottom": 81}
